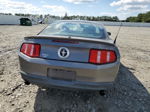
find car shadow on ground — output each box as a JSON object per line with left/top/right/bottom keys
{"left": 34, "top": 64, "right": 150, "bottom": 112}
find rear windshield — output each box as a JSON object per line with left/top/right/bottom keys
{"left": 39, "top": 21, "right": 106, "bottom": 39}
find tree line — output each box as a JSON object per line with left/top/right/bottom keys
{"left": 126, "top": 11, "right": 150, "bottom": 23}
{"left": 1, "top": 11, "right": 150, "bottom": 23}
{"left": 0, "top": 13, "right": 119, "bottom": 22}
{"left": 62, "top": 13, "right": 119, "bottom": 21}
{"left": 62, "top": 15, "right": 119, "bottom": 21}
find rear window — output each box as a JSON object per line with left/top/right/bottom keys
{"left": 39, "top": 21, "right": 106, "bottom": 39}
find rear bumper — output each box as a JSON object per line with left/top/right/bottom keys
{"left": 18, "top": 53, "right": 120, "bottom": 90}
{"left": 21, "top": 71, "right": 114, "bottom": 90}
{"left": 19, "top": 54, "right": 120, "bottom": 82}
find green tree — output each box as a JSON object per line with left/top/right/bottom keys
{"left": 112, "top": 16, "right": 119, "bottom": 21}
{"left": 126, "top": 11, "right": 150, "bottom": 23}
{"left": 126, "top": 17, "right": 138, "bottom": 22}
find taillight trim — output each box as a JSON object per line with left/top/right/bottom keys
{"left": 20, "top": 43, "right": 41, "bottom": 58}
{"left": 88, "top": 49, "right": 117, "bottom": 65}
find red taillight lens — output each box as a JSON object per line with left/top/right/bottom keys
{"left": 20, "top": 43, "right": 41, "bottom": 57}
{"left": 89, "top": 49, "right": 117, "bottom": 64}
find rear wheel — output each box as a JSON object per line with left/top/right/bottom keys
{"left": 100, "top": 87, "right": 116, "bottom": 97}
{"left": 99, "top": 83, "right": 116, "bottom": 97}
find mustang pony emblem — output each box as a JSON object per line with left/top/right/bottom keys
{"left": 58, "top": 47, "right": 70, "bottom": 59}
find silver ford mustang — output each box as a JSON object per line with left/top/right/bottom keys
{"left": 18, "top": 20, "right": 120, "bottom": 91}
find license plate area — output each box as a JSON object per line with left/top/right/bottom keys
{"left": 47, "top": 68, "right": 76, "bottom": 81}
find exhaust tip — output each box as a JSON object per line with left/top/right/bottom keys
{"left": 99, "top": 90, "right": 106, "bottom": 96}
{"left": 24, "top": 80, "right": 30, "bottom": 85}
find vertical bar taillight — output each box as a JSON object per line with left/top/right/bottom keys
{"left": 20, "top": 43, "right": 41, "bottom": 57}
{"left": 89, "top": 49, "right": 117, "bottom": 64}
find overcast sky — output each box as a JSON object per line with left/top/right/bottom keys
{"left": 0, "top": 0, "right": 150, "bottom": 20}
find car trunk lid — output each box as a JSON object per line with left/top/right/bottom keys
{"left": 24, "top": 35, "right": 117, "bottom": 63}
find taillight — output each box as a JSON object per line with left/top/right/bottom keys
{"left": 89, "top": 49, "right": 117, "bottom": 64}
{"left": 20, "top": 43, "right": 41, "bottom": 57}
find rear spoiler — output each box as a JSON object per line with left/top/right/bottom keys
{"left": 24, "top": 35, "right": 115, "bottom": 46}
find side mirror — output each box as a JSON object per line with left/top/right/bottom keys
{"left": 107, "top": 32, "right": 111, "bottom": 36}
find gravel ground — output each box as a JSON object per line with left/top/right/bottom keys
{"left": 0, "top": 25, "right": 150, "bottom": 112}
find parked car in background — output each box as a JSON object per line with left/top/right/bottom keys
{"left": 20, "top": 18, "right": 32, "bottom": 26}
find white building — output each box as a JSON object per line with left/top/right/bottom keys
{"left": 0, "top": 15, "right": 38, "bottom": 25}
{"left": 0, "top": 15, "right": 20, "bottom": 25}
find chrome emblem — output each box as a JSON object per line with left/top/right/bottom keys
{"left": 58, "top": 47, "right": 70, "bottom": 58}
